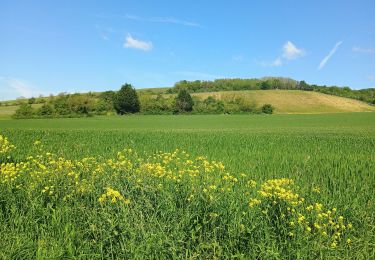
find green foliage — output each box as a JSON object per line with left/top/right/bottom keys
{"left": 193, "top": 96, "right": 224, "bottom": 114}
{"left": 12, "top": 103, "right": 35, "bottom": 118}
{"left": 261, "top": 104, "right": 274, "bottom": 114}
{"left": 54, "top": 95, "right": 71, "bottom": 115}
{"left": 28, "top": 97, "right": 36, "bottom": 104}
{"left": 174, "top": 89, "right": 194, "bottom": 113}
{"left": 99, "top": 91, "right": 116, "bottom": 104}
{"left": 139, "top": 94, "right": 174, "bottom": 114}
{"left": 171, "top": 77, "right": 299, "bottom": 93}
{"left": 94, "top": 99, "right": 114, "bottom": 115}
{"left": 114, "top": 84, "right": 140, "bottom": 114}
{"left": 37, "top": 103, "right": 54, "bottom": 116}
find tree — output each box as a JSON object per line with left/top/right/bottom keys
{"left": 174, "top": 89, "right": 194, "bottom": 113}
{"left": 13, "top": 103, "right": 35, "bottom": 118}
{"left": 261, "top": 104, "right": 274, "bottom": 114}
{"left": 37, "top": 103, "right": 54, "bottom": 116}
{"left": 28, "top": 97, "right": 36, "bottom": 104}
{"left": 299, "top": 80, "right": 313, "bottom": 91}
{"left": 114, "top": 84, "right": 140, "bottom": 114}
{"left": 260, "top": 81, "right": 272, "bottom": 90}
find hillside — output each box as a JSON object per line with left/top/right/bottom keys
{"left": 1, "top": 90, "right": 374, "bottom": 118}
{"left": 188, "top": 90, "right": 375, "bottom": 114}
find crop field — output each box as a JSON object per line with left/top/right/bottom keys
{"left": 0, "top": 113, "right": 374, "bottom": 258}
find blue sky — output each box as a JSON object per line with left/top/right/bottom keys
{"left": 1, "top": 0, "right": 375, "bottom": 100}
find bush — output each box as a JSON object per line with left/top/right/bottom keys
{"left": 37, "top": 103, "right": 54, "bottom": 116}
{"left": 13, "top": 104, "right": 35, "bottom": 118}
{"left": 114, "top": 84, "right": 140, "bottom": 114}
{"left": 54, "top": 96, "right": 71, "bottom": 115}
{"left": 94, "top": 99, "right": 114, "bottom": 115}
{"left": 140, "top": 94, "right": 173, "bottom": 114}
{"left": 174, "top": 89, "right": 194, "bottom": 113}
{"left": 28, "top": 97, "right": 36, "bottom": 104}
{"left": 261, "top": 104, "right": 274, "bottom": 114}
{"left": 67, "top": 94, "right": 95, "bottom": 115}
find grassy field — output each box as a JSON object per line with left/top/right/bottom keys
{"left": 189, "top": 90, "right": 375, "bottom": 114}
{"left": 0, "top": 113, "right": 374, "bottom": 258}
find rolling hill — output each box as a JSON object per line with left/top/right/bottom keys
{"left": 0, "top": 90, "right": 374, "bottom": 118}
{"left": 189, "top": 90, "right": 375, "bottom": 114}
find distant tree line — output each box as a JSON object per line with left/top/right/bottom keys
{"left": 13, "top": 83, "right": 274, "bottom": 118}
{"left": 167, "top": 77, "right": 375, "bottom": 104}
{"left": 12, "top": 92, "right": 115, "bottom": 119}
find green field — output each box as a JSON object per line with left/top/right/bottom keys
{"left": 1, "top": 113, "right": 374, "bottom": 258}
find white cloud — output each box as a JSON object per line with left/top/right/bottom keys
{"left": 318, "top": 41, "right": 343, "bottom": 70}
{"left": 259, "top": 57, "right": 283, "bottom": 67}
{"left": 124, "top": 34, "right": 153, "bottom": 51}
{"left": 352, "top": 46, "right": 375, "bottom": 54}
{"left": 367, "top": 75, "right": 375, "bottom": 81}
{"left": 272, "top": 57, "right": 282, "bottom": 66}
{"left": 101, "top": 34, "right": 109, "bottom": 40}
{"left": 0, "top": 77, "right": 43, "bottom": 101}
{"left": 125, "top": 14, "right": 200, "bottom": 27}
{"left": 258, "top": 41, "right": 304, "bottom": 67}
{"left": 282, "top": 41, "right": 305, "bottom": 60}
{"left": 232, "top": 55, "right": 244, "bottom": 62}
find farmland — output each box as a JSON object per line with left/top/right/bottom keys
{"left": 0, "top": 113, "right": 374, "bottom": 258}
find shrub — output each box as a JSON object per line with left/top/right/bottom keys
{"left": 28, "top": 97, "right": 36, "bottom": 104}
{"left": 261, "top": 104, "right": 274, "bottom": 114}
{"left": 37, "top": 103, "right": 54, "bottom": 116}
{"left": 54, "top": 96, "right": 71, "bottom": 115}
{"left": 95, "top": 99, "right": 114, "bottom": 115}
{"left": 114, "top": 84, "right": 140, "bottom": 114}
{"left": 174, "top": 89, "right": 194, "bottom": 113}
{"left": 67, "top": 94, "right": 95, "bottom": 115}
{"left": 140, "top": 94, "right": 173, "bottom": 114}
{"left": 13, "top": 104, "right": 35, "bottom": 118}
{"left": 199, "top": 96, "right": 224, "bottom": 113}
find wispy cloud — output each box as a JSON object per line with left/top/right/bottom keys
{"left": 259, "top": 41, "right": 303, "bottom": 67}
{"left": 352, "top": 46, "right": 375, "bottom": 54}
{"left": 124, "top": 34, "right": 153, "bottom": 51}
{"left": 175, "top": 71, "right": 224, "bottom": 80}
{"left": 318, "top": 41, "right": 343, "bottom": 70}
{"left": 282, "top": 41, "right": 305, "bottom": 60}
{"left": 232, "top": 55, "right": 244, "bottom": 62}
{"left": 259, "top": 57, "right": 282, "bottom": 67}
{"left": 125, "top": 14, "right": 200, "bottom": 27}
{"left": 367, "top": 75, "right": 375, "bottom": 81}
{"left": 0, "top": 77, "right": 43, "bottom": 100}
{"left": 101, "top": 34, "right": 109, "bottom": 41}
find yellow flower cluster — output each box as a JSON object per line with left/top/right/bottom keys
{"left": 258, "top": 178, "right": 303, "bottom": 206}
{"left": 249, "top": 198, "right": 261, "bottom": 208}
{"left": 0, "top": 135, "right": 15, "bottom": 154}
{"left": 249, "top": 178, "right": 353, "bottom": 248}
{"left": 0, "top": 162, "right": 20, "bottom": 183}
{"left": 98, "top": 187, "right": 130, "bottom": 204}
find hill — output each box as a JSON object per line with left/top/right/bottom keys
{"left": 188, "top": 90, "right": 375, "bottom": 114}
{"left": 1, "top": 89, "right": 374, "bottom": 118}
